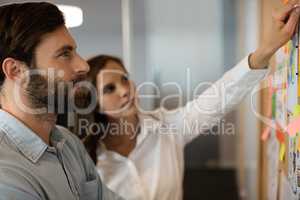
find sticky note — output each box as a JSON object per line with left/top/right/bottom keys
{"left": 298, "top": 137, "right": 300, "bottom": 152}
{"left": 292, "top": 64, "right": 296, "bottom": 82}
{"left": 261, "top": 127, "right": 271, "bottom": 141}
{"left": 272, "top": 94, "right": 276, "bottom": 119}
{"left": 280, "top": 144, "right": 286, "bottom": 161}
{"left": 292, "top": 104, "right": 300, "bottom": 117}
{"left": 285, "top": 82, "right": 288, "bottom": 89}
{"left": 287, "top": 117, "right": 300, "bottom": 137}
{"left": 276, "top": 124, "right": 285, "bottom": 144}
{"left": 268, "top": 76, "right": 273, "bottom": 96}
{"left": 284, "top": 45, "right": 289, "bottom": 54}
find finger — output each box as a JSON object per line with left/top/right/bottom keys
{"left": 286, "top": 0, "right": 300, "bottom": 6}
{"left": 285, "top": 0, "right": 298, "bottom": 5}
{"left": 273, "top": 3, "right": 298, "bottom": 21}
{"left": 282, "top": 0, "right": 289, "bottom": 5}
{"left": 283, "top": 8, "right": 300, "bottom": 36}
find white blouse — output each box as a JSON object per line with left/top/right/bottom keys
{"left": 96, "top": 56, "right": 268, "bottom": 200}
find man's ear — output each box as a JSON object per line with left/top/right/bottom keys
{"left": 2, "top": 58, "right": 26, "bottom": 82}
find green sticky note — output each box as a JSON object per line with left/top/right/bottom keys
{"left": 272, "top": 94, "right": 276, "bottom": 119}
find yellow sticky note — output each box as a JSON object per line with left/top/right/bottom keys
{"left": 280, "top": 144, "right": 286, "bottom": 161}
{"left": 293, "top": 105, "right": 300, "bottom": 117}
{"left": 298, "top": 137, "right": 300, "bottom": 152}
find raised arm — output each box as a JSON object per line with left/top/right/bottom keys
{"left": 153, "top": 1, "right": 300, "bottom": 145}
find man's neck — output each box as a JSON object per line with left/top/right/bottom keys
{"left": 1, "top": 98, "right": 56, "bottom": 145}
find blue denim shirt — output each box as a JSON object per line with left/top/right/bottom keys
{"left": 0, "top": 110, "right": 123, "bottom": 200}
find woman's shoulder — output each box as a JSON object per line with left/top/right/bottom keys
{"left": 138, "top": 110, "right": 161, "bottom": 122}
{"left": 139, "top": 106, "right": 183, "bottom": 124}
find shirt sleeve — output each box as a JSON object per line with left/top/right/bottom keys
{"left": 0, "top": 183, "right": 40, "bottom": 200}
{"left": 0, "top": 169, "right": 41, "bottom": 200}
{"left": 155, "top": 55, "right": 269, "bottom": 146}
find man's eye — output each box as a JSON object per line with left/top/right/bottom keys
{"left": 60, "top": 51, "right": 71, "bottom": 58}
{"left": 103, "top": 84, "right": 115, "bottom": 94}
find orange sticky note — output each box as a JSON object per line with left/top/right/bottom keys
{"left": 276, "top": 124, "right": 285, "bottom": 144}
{"left": 284, "top": 45, "right": 288, "bottom": 54}
{"left": 287, "top": 117, "right": 300, "bottom": 137}
{"left": 277, "top": 130, "right": 285, "bottom": 144}
{"left": 261, "top": 127, "right": 271, "bottom": 141}
{"left": 283, "top": 82, "right": 287, "bottom": 90}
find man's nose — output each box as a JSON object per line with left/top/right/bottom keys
{"left": 74, "top": 55, "right": 90, "bottom": 74}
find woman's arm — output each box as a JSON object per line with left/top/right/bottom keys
{"left": 153, "top": 1, "right": 300, "bottom": 145}
{"left": 250, "top": 1, "right": 300, "bottom": 69}
{"left": 156, "top": 57, "right": 267, "bottom": 145}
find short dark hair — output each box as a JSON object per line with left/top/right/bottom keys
{"left": 0, "top": 2, "right": 65, "bottom": 85}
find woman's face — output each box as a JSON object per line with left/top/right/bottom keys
{"left": 96, "top": 60, "right": 137, "bottom": 119}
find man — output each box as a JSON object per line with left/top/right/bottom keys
{"left": 0, "top": 2, "right": 123, "bottom": 200}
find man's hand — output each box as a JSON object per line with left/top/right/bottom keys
{"left": 250, "top": 0, "right": 300, "bottom": 69}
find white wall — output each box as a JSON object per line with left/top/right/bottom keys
{"left": 218, "top": 0, "right": 238, "bottom": 169}
{"left": 69, "top": 0, "right": 123, "bottom": 58}
{"left": 0, "top": 0, "right": 124, "bottom": 59}
{"left": 235, "top": 0, "right": 260, "bottom": 199}
{"left": 144, "top": 0, "right": 224, "bottom": 104}
{"left": 130, "top": 0, "right": 224, "bottom": 167}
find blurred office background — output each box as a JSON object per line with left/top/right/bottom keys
{"left": 1, "top": 0, "right": 262, "bottom": 199}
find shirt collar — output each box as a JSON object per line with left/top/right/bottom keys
{"left": 0, "top": 109, "right": 48, "bottom": 163}
{"left": 50, "top": 126, "right": 66, "bottom": 147}
{"left": 98, "top": 113, "right": 161, "bottom": 159}
{"left": 136, "top": 113, "right": 161, "bottom": 146}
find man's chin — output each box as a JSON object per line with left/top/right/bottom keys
{"left": 72, "top": 92, "right": 89, "bottom": 110}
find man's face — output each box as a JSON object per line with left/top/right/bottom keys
{"left": 22, "top": 25, "right": 89, "bottom": 114}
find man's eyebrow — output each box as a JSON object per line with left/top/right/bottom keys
{"left": 55, "top": 45, "right": 76, "bottom": 54}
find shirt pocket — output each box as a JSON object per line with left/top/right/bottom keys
{"left": 79, "top": 179, "right": 98, "bottom": 200}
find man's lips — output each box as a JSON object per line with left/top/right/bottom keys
{"left": 72, "top": 77, "right": 86, "bottom": 85}
{"left": 71, "top": 76, "right": 87, "bottom": 90}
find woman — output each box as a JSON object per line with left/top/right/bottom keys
{"left": 81, "top": 3, "right": 300, "bottom": 200}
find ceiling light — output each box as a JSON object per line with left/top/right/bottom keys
{"left": 57, "top": 5, "right": 83, "bottom": 28}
